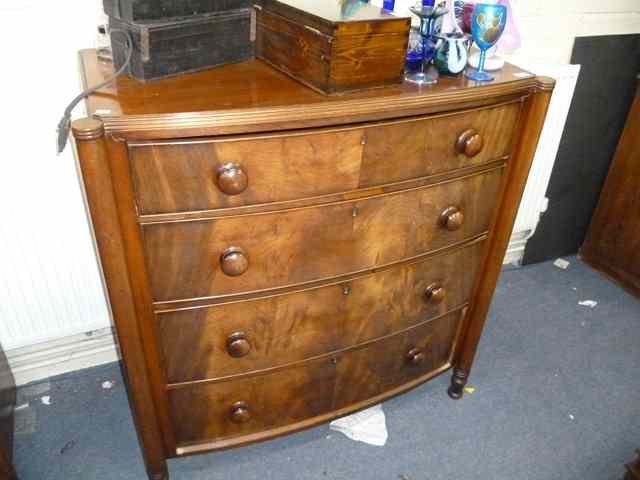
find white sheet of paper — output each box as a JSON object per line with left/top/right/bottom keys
{"left": 329, "top": 404, "right": 388, "bottom": 446}
{"left": 578, "top": 300, "right": 598, "bottom": 308}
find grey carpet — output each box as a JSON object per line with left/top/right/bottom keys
{"left": 13, "top": 257, "right": 640, "bottom": 479}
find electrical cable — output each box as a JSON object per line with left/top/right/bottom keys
{"left": 56, "top": 29, "right": 133, "bottom": 154}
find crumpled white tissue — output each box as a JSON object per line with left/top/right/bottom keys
{"left": 329, "top": 404, "right": 388, "bottom": 446}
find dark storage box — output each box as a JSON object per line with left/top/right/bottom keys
{"left": 255, "top": 0, "right": 410, "bottom": 95}
{"left": 110, "top": 9, "right": 255, "bottom": 81}
{"left": 105, "top": 0, "right": 249, "bottom": 22}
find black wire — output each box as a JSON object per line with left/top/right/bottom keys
{"left": 56, "top": 29, "right": 134, "bottom": 154}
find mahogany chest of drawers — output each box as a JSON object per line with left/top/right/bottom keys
{"left": 72, "top": 50, "right": 553, "bottom": 479}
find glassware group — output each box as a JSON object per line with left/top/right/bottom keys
{"left": 399, "top": 2, "right": 507, "bottom": 84}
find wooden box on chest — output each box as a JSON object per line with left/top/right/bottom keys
{"left": 72, "top": 51, "right": 553, "bottom": 479}
{"left": 110, "top": 10, "right": 255, "bottom": 81}
{"left": 254, "top": 0, "right": 411, "bottom": 94}
{"left": 104, "top": 0, "right": 250, "bottom": 21}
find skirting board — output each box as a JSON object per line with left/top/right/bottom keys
{"left": 7, "top": 328, "right": 119, "bottom": 386}
{"left": 504, "top": 230, "right": 531, "bottom": 266}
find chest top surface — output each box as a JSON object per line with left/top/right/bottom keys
{"left": 78, "top": 49, "right": 548, "bottom": 139}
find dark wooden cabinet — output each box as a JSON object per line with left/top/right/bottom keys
{"left": 104, "top": 0, "right": 250, "bottom": 21}
{"left": 626, "top": 450, "right": 640, "bottom": 480}
{"left": 0, "top": 344, "right": 16, "bottom": 480}
{"left": 72, "top": 51, "right": 552, "bottom": 479}
{"left": 581, "top": 81, "right": 640, "bottom": 297}
{"left": 110, "top": 9, "right": 255, "bottom": 81}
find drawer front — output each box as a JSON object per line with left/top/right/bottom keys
{"left": 144, "top": 168, "right": 502, "bottom": 301}
{"left": 168, "top": 309, "right": 462, "bottom": 447}
{"left": 160, "top": 241, "right": 483, "bottom": 383}
{"left": 359, "top": 101, "right": 520, "bottom": 187}
{"left": 130, "top": 103, "right": 519, "bottom": 215}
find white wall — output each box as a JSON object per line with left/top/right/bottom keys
{"left": 382, "top": 0, "right": 640, "bottom": 62}
{"left": 512, "top": 0, "right": 640, "bottom": 64}
{"left": 1, "top": 0, "right": 639, "bottom": 385}
{"left": 507, "top": 0, "right": 639, "bottom": 262}
{"left": 0, "top": 2, "right": 114, "bottom": 381}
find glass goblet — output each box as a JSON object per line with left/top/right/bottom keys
{"left": 465, "top": 3, "right": 507, "bottom": 82}
{"left": 404, "top": 5, "right": 448, "bottom": 86}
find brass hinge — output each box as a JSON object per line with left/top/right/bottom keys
{"left": 304, "top": 24, "right": 334, "bottom": 42}
{"left": 250, "top": 9, "right": 257, "bottom": 42}
{"left": 304, "top": 25, "right": 322, "bottom": 35}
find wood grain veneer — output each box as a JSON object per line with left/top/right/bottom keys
{"left": 144, "top": 168, "right": 503, "bottom": 302}
{"left": 72, "top": 49, "right": 553, "bottom": 479}
{"left": 168, "top": 308, "right": 463, "bottom": 447}
{"left": 130, "top": 102, "right": 520, "bottom": 215}
{"left": 159, "top": 241, "right": 483, "bottom": 383}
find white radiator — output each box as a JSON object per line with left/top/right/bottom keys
{"left": 0, "top": 0, "right": 115, "bottom": 385}
{"left": 0, "top": 147, "right": 116, "bottom": 385}
{"left": 505, "top": 63, "right": 581, "bottom": 265}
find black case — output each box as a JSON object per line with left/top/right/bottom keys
{"left": 104, "top": 0, "right": 249, "bottom": 22}
{"left": 110, "top": 9, "right": 255, "bottom": 81}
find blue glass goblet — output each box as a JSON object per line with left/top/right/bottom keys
{"left": 465, "top": 3, "right": 507, "bottom": 82}
{"left": 404, "top": 5, "right": 448, "bottom": 85}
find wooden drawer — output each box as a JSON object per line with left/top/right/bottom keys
{"left": 168, "top": 308, "right": 463, "bottom": 448}
{"left": 130, "top": 102, "right": 520, "bottom": 215}
{"left": 144, "top": 168, "right": 502, "bottom": 302}
{"left": 160, "top": 241, "right": 483, "bottom": 383}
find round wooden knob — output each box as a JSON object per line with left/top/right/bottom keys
{"left": 455, "top": 129, "right": 484, "bottom": 157}
{"left": 226, "top": 332, "right": 251, "bottom": 358}
{"left": 216, "top": 163, "right": 248, "bottom": 195}
{"left": 220, "top": 247, "right": 249, "bottom": 277}
{"left": 440, "top": 206, "right": 464, "bottom": 231}
{"left": 229, "top": 401, "right": 251, "bottom": 423}
{"left": 424, "top": 283, "right": 446, "bottom": 304}
{"left": 406, "top": 348, "right": 426, "bottom": 365}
